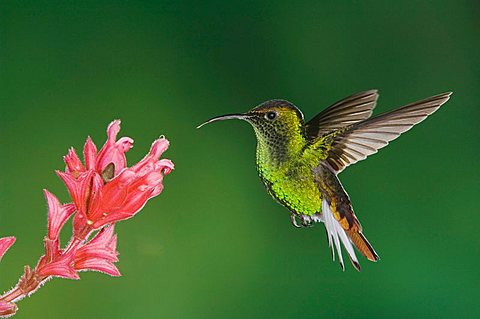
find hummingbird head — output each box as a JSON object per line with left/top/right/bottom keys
{"left": 198, "top": 100, "right": 306, "bottom": 161}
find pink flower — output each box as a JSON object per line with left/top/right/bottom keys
{"left": 62, "top": 120, "right": 133, "bottom": 177}
{"left": 36, "top": 225, "right": 120, "bottom": 280}
{"left": 90, "top": 139, "right": 173, "bottom": 228}
{"left": 74, "top": 225, "right": 120, "bottom": 277}
{"left": 0, "top": 119, "right": 173, "bottom": 316}
{"left": 56, "top": 170, "right": 94, "bottom": 218}
{"left": 58, "top": 120, "right": 173, "bottom": 233}
{"left": 64, "top": 148, "right": 84, "bottom": 176}
{"left": 0, "top": 301, "right": 17, "bottom": 317}
{"left": 95, "top": 120, "right": 134, "bottom": 175}
{"left": 0, "top": 237, "right": 15, "bottom": 263}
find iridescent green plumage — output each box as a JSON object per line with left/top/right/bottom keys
{"left": 250, "top": 101, "right": 323, "bottom": 217}
{"left": 198, "top": 90, "right": 452, "bottom": 271}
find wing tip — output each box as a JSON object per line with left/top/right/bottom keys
{"left": 416, "top": 91, "right": 453, "bottom": 108}
{"left": 358, "top": 88, "right": 378, "bottom": 95}
{"left": 433, "top": 91, "right": 453, "bottom": 104}
{"left": 442, "top": 91, "right": 453, "bottom": 104}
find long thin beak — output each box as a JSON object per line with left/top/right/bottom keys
{"left": 196, "top": 113, "right": 249, "bottom": 129}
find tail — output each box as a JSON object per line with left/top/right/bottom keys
{"left": 320, "top": 198, "right": 379, "bottom": 271}
{"left": 345, "top": 229, "right": 379, "bottom": 263}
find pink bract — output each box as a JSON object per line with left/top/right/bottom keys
{"left": 0, "top": 237, "right": 15, "bottom": 263}
{"left": 0, "top": 301, "right": 17, "bottom": 317}
{"left": 74, "top": 225, "right": 120, "bottom": 276}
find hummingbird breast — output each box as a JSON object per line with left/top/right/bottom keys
{"left": 251, "top": 116, "right": 323, "bottom": 216}
{"left": 256, "top": 153, "right": 322, "bottom": 216}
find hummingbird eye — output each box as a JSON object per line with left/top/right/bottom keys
{"left": 265, "top": 111, "right": 278, "bottom": 121}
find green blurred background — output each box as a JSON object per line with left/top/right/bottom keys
{"left": 1, "top": 1, "right": 479, "bottom": 318}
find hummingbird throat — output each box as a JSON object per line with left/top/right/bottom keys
{"left": 251, "top": 120, "right": 306, "bottom": 167}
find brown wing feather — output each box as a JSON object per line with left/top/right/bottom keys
{"left": 324, "top": 92, "right": 452, "bottom": 173}
{"left": 305, "top": 90, "right": 379, "bottom": 138}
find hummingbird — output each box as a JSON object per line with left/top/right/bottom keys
{"left": 197, "top": 90, "right": 451, "bottom": 271}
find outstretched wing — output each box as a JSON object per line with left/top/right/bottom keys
{"left": 320, "top": 92, "right": 452, "bottom": 173}
{"left": 304, "top": 90, "right": 379, "bottom": 138}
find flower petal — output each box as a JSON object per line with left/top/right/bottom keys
{"left": 74, "top": 225, "right": 119, "bottom": 263}
{"left": 96, "top": 120, "right": 134, "bottom": 175}
{"left": 83, "top": 136, "right": 98, "bottom": 171}
{"left": 89, "top": 224, "right": 116, "bottom": 246}
{"left": 64, "top": 147, "right": 85, "bottom": 174}
{"left": 85, "top": 173, "right": 104, "bottom": 223}
{"left": 131, "top": 138, "right": 169, "bottom": 172}
{"left": 0, "top": 237, "right": 15, "bottom": 262}
{"left": 107, "top": 120, "right": 121, "bottom": 144}
{"left": 150, "top": 138, "right": 169, "bottom": 159}
{"left": 92, "top": 138, "right": 172, "bottom": 227}
{"left": 116, "top": 137, "right": 134, "bottom": 153}
{"left": 156, "top": 159, "right": 174, "bottom": 175}
{"left": 37, "top": 253, "right": 79, "bottom": 280}
{"left": 0, "top": 300, "right": 17, "bottom": 317}
{"left": 93, "top": 174, "right": 153, "bottom": 228}
{"left": 96, "top": 169, "right": 134, "bottom": 213}
{"left": 56, "top": 170, "right": 93, "bottom": 216}
{"left": 75, "top": 258, "right": 121, "bottom": 277}
{"left": 92, "top": 213, "right": 130, "bottom": 229}
{"left": 44, "top": 190, "right": 75, "bottom": 240}
{"left": 75, "top": 248, "right": 118, "bottom": 263}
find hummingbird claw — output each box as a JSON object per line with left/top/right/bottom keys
{"left": 290, "top": 213, "right": 302, "bottom": 228}
{"left": 300, "top": 215, "right": 313, "bottom": 227}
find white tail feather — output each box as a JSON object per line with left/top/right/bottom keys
{"left": 320, "top": 199, "right": 359, "bottom": 270}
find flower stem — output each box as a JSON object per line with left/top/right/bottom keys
{"left": 0, "top": 236, "right": 85, "bottom": 306}
{"left": 0, "top": 286, "right": 23, "bottom": 303}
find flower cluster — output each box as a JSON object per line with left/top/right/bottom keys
{"left": 0, "top": 120, "right": 173, "bottom": 317}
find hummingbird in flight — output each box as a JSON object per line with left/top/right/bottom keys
{"left": 197, "top": 90, "right": 451, "bottom": 271}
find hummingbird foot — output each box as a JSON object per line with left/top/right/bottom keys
{"left": 300, "top": 215, "right": 313, "bottom": 228}
{"left": 290, "top": 213, "right": 302, "bottom": 228}
{"left": 290, "top": 213, "right": 314, "bottom": 228}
